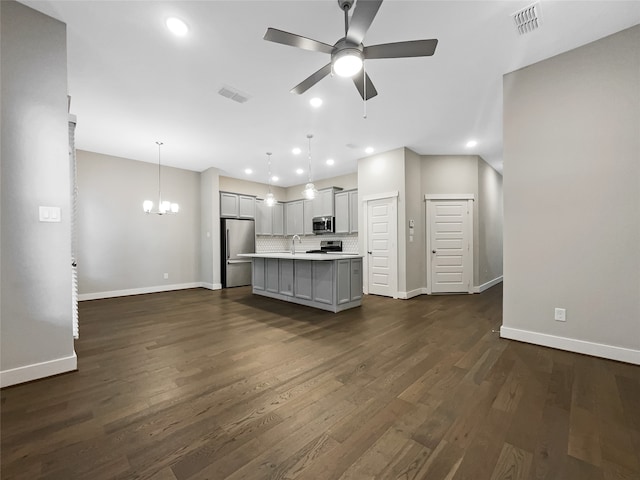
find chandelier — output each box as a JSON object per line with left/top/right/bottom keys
{"left": 143, "top": 141, "right": 179, "bottom": 215}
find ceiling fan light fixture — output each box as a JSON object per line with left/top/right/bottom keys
{"left": 333, "top": 48, "right": 363, "bottom": 77}
{"left": 166, "top": 17, "right": 189, "bottom": 37}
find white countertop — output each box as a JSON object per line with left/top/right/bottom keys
{"left": 239, "top": 252, "right": 363, "bottom": 261}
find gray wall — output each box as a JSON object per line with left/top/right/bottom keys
{"left": 1, "top": 1, "right": 75, "bottom": 385}
{"left": 201, "top": 167, "right": 221, "bottom": 289}
{"left": 502, "top": 25, "right": 640, "bottom": 362}
{"left": 357, "top": 149, "right": 504, "bottom": 297}
{"left": 219, "top": 176, "right": 286, "bottom": 202}
{"left": 478, "top": 160, "right": 503, "bottom": 285}
{"left": 404, "top": 149, "right": 425, "bottom": 293}
{"left": 421, "top": 155, "right": 482, "bottom": 287}
{"left": 286, "top": 173, "right": 358, "bottom": 201}
{"left": 358, "top": 148, "right": 407, "bottom": 294}
{"left": 219, "top": 173, "right": 357, "bottom": 203}
{"left": 77, "top": 150, "right": 201, "bottom": 296}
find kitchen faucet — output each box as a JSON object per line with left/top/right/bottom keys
{"left": 291, "top": 235, "right": 301, "bottom": 254}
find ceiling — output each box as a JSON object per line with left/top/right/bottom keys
{"left": 21, "top": 0, "right": 640, "bottom": 187}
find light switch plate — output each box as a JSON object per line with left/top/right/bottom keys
{"left": 39, "top": 206, "right": 61, "bottom": 222}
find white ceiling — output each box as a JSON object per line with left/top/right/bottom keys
{"left": 21, "top": 0, "right": 640, "bottom": 186}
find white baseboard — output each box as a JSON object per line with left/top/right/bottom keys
{"left": 473, "top": 276, "right": 503, "bottom": 293}
{"left": 500, "top": 326, "right": 640, "bottom": 365}
{"left": 398, "top": 288, "right": 428, "bottom": 299}
{"left": 79, "top": 282, "right": 206, "bottom": 301}
{"left": 1, "top": 352, "right": 77, "bottom": 388}
{"left": 201, "top": 283, "right": 222, "bottom": 291}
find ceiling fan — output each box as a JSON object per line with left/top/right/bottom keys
{"left": 263, "top": 0, "right": 438, "bottom": 100}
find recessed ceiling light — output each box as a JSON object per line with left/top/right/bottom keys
{"left": 326, "top": 159, "right": 335, "bottom": 166}
{"left": 244, "top": 168, "right": 252, "bottom": 175}
{"left": 365, "top": 147, "right": 374, "bottom": 154}
{"left": 292, "top": 147, "right": 301, "bottom": 155}
{"left": 296, "top": 168, "right": 304, "bottom": 175}
{"left": 310, "top": 97, "right": 323, "bottom": 108}
{"left": 166, "top": 17, "right": 189, "bottom": 37}
{"left": 271, "top": 175, "right": 279, "bottom": 182}
{"left": 466, "top": 140, "right": 478, "bottom": 148}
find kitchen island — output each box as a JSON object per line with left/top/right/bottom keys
{"left": 238, "top": 252, "right": 363, "bottom": 312}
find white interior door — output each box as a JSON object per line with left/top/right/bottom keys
{"left": 366, "top": 196, "right": 397, "bottom": 297}
{"left": 427, "top": 198, "right": 473, "bottom": 294}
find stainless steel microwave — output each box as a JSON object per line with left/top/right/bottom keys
{"left": 312, "top": 216, "right": 334, "bottom": 234}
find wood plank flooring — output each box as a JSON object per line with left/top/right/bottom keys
{"left": 2, "top": 285, "right": 639, "bottom": 479}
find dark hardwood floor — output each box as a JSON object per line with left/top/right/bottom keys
{"left": 2, "top": 285, "right": 639, "bottom": 480}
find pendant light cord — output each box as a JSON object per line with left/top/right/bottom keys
{"left": 156, "top": 141, "right": 163, "bottom": 204}
{"left": 307, "top": 134, "right": 313, "bottom": 183}
{"left": 267, "top": 152, "right": 272, "bottom": 195}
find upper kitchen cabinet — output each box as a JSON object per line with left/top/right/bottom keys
{"left": 313, "top": 187, "right": 342, "bottom": 218}
{"left": 335, "top": 189, "right": 358, "bottom": 234}
{"left": 220, "top": 192, "right": 256, "bottom": 219}
{"left": 303, "top": 200, "right": 314, "bottom": 235}
{"left": 285, "top": 200, "right": 304, "bottom": 235}
{"left": 256, "top": 200, "right": 284, "bottom": 235}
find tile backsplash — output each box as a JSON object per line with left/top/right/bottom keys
{"left": 256, "top": 234, "right": 359, "bottom": 253}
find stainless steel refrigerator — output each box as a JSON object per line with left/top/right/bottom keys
{"left": 221, "top": 218, "right": 255, "bottom": 288}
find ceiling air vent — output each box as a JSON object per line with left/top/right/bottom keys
{"left": 512, "top": 2, "right": 542, "bottom": 35}
{"left": 218, "top": 86, "right": 250, "bottom": 104}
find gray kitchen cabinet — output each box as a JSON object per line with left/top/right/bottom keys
{"left": 334, "top": 189, "right": 358, "bottom": 234}
{"left": 294, "top": 260, "right": 312, "bottom": 300}
{"left": 285, "top": 200, "right": 304, "bottom": 235}
{"left": 303, "top": 199, "right": 314, "bottom": 235}
{"left": 238, "top": 195, "right": 255, "bottom": 219}
{"left": 265, "top": 258, "right": 279, "bottom": 293}
{"left": 256, "top": 200, "right": 284, "bottom": 236}
{"left": 252, "top": 257, "right": 265, "bottom": 290}
{"left": 220, "top": 192, "right": 239, "bottom": 218}
{"left": 350, "top": 258, "right": 362, "bottom": 301}
{"left": 279, "top": 259, "right": 294, "bottom": 296}
{"left": 334, "top": 191, "right": 349, "bottom": 233}
{"left": 272, "top": 203, "right": 284, "bottom": 235}
{"left": 313, "top": 188, "right": 340, "bottom": 218}
{"left": 220, "top": 192, "right": 256, "bottom": 219}
{"left": 336, "top": 259, "right": 351, "bottom": 304}
{"left": 255, "top": 200, "right": 270, "bottom": 235}
{"left": 248, "top": 255, "right": 363, "bottom": 313}
{"left": 312, "top": 261, "right": 334, "bottom": 305}
{"left": 349, "top": 190, "right": 358, "bottom": 233}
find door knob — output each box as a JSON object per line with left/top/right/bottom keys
{"left": 367, "top": 251, "right": 372, "bottom": 254}
{"left": 432, "top": 250, "right": 436, "bottom": 254}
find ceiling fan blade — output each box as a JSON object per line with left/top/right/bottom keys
{"left": 264, "top": 28, "right": 334, "bottom": 54}
{"left": 290, "top": 63, "right": 332, "bottom": 95}
{"left": 364, "top": 39, "right": 438, "bottom": 59}
{"left": 352, "top": 70, "right": 378, "bottom": 100}
{"left": 346, "top": 0, "right": 383, "bottom": 45}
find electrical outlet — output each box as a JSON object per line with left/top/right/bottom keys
{"left": 554, "top": 308, "right": 566, "bottom": 322}
{"left": 163, "top": 273, "right": 169, "bottom": 279}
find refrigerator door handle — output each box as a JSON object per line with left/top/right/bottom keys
{"left": 226, "top": 229, "right": 230, "bottom": 259}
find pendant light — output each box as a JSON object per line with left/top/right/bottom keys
{"left": 143, "top": 141, "right": 179, "bottom": 215}
{"left": 302, "top": 134, "right": 318, "bottom": 200}
{"left": 265, "top": 152, "right": 276, "bottom": 207}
